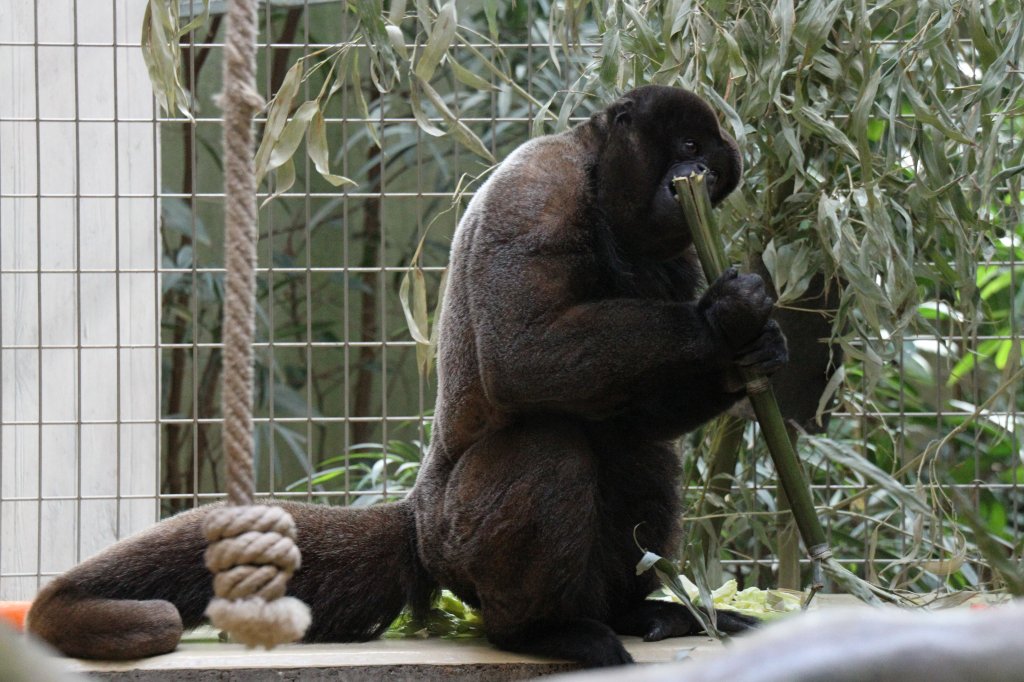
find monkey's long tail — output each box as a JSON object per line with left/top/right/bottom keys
{"left": 27, "top": 500, "right": 433, "bottom": 660}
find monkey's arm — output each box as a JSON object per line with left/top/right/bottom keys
{"left": 469, "top": 249, "right": 768, "bottom": 424}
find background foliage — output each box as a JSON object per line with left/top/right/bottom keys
{"left": 150, "top": 0, "right": 1023, "bottom": 594}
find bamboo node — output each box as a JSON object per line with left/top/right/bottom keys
{"left": 745, "top": 376, "right": 771, "bottom": 395}
{"left": 808, "top": 543, "right": 834, "bottom": 561}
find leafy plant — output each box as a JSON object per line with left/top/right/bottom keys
{"left": 287, "top": 438, "right": 424, "bottom": 505}
{"left": 144, "top": 0, "right": 1024, "bottom": 595}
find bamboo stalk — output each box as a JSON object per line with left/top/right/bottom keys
{"left": 673, "top": 173, "right": 910, "bottom": 607}
{"left": 695, "top": 414, "right": 745, "bottom": 554}
{"left": 776, "top": 425, "right": 802, "bottom": 590}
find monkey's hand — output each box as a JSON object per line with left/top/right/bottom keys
{"left": 700, "top": 268, "right": 788, "bottom": 386}
{"left": 699, "top": 267, "right": 775, "bottom": 348}
{"left": 733, "top": 318, "right": 788, "bottom": 378}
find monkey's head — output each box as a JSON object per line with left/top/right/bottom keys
{"left": 593, "top": 85, "right": 742, "bottom": 260}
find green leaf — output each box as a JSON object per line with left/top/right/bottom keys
{"left": 385, "top": 24, "right": 409, "bottom": 61}
{"left": 636, "top": 551, "right": 719, "bottom": 637}
{"left": 482, "top": 0, "right": 499, "bottom": 40}
{"left": 621, "top": 3, "right": 661, "bottom": 60}
{"left": 451, "top": 61, "right": 494, "bottom": 91}
{"left": 773, "top": 0, "right": 795, "bottom": 52}
{"left": 425, "top": 268, "right": 448, "bottom": 379}
{"left": 409, "top": 78, "right": 446, "bottom": 138}
{"left": 994, "top": 339, "right": 1019, "bottom": 371}
{"left": 261, "top": 157, "right": 296, "bottom": 208}
{"left": 866, "top": 119, "right": 886, "bottom": 143}
{"left": 348, "top": 53, "right": 381, "bottom": 148}
{"left": 900, "top": 77, "right": 973, "bottom": 145}
{"left": 388, "top": 0, "right": 408, "bottom": 25}
{"left": 851, "top": 68, "right": 881, "bottom": 163}
{"left": 794, "top": 0, "right": 843, "bottom": 63}
{"left": 993, "top": 163, "right": 1024, "bottom": 185}
{"left": 721, "top": 31, "right": 747, "bottom": 79}
{"left": 267, "top": 61, "right": 304, "bottom": 139}
{"left": 531, "top": 93, "right": 556, "bottom": 138}
{"left": 413, "top": 0, "right": 432, "bottom": 35}
{"left": 967, "top": 0, "right": 998, "bottom": 67}
{"left": 762, "top": 239, "right": 814, "bottom": 305}
{"left": 261, "top": 100, "right": 320, "bottom": 186}
{"left": 598, "top": 28, "right": 621, "bottom": 86}
{"left": 792, "top": 104, "right": 859, "bottom": 160}
{"left": 255, "top": 60, "right": 305, "bottom": 181}
{"left": 414, "top": 75, "right": 495, "bottom": 163}
{"left": 351, "top": 0, "right": 402, "bottom": 90}
{"left": 807, "top": 438, "right": 930, "bottom": 514}
{"left": 307, "top": 110, "right": 357, "bottom": 188}
{"left": 415, "top": 1, "right": 457, "bottom": 82}
{"left": 399, "top": 267, "right": 431, "bottom": 345}
{"left": 140, "top": 0, "right": 203, "bottom": 119}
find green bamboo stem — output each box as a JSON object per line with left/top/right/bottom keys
{"left": 696, "top": 414, "right": 745, "bottom": 551}
{"left": 776, "top": 425, "right": 802, "bottom": 590}
{"left": 673, "top": 173, "right": 909, "bottom": 607}
{"left": 674, "top": 173, "right": 827, "bottom": 553}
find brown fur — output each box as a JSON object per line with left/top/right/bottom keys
{"left": 28, "top": 86, "right": 783, "bottom": 667}
{"left": 28, "top": 502, "right": 431, "bottom": 660}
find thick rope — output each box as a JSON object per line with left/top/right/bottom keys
{"left": 203, "top": 0, "right": 310, "bottom": 647}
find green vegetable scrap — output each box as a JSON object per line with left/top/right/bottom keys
{"left": 385, "top": 590, "right": 484, "bottom": 639}
{"left": 652, "top": 577, "right": 803, "bottom": 620}
{"left": 384, "top": 581, "right": 800, "bottom": 641}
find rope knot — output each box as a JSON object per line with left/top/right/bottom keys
{"left": 203, "top": 505, "right": 310, "bottom": 648}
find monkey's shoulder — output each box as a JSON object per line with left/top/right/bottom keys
{"left": 462, "top": 130, "right": 598, "bottom": 249}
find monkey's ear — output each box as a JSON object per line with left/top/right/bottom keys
{"left": 607, "top": 97, "right": 635, "bottom": 126}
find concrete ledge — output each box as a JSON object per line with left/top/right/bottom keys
{"left": 48, "top": 595, "right": 1007, "bottom": 681}
{"left": 59, "top": 635, "right": 724, "bottom": 681}
{"left": 58, "top": 596, "right": 882, "bottom": 680}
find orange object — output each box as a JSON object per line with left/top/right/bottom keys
{"left": 0, "top": 601, "right": 31, "bottom": 631}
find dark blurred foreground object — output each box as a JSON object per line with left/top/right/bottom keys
{"left": 548, "top": 602, "right": 1024, "bottom": 682}
{"left": 0, "top": 622, "right": 81, "bottom": 682}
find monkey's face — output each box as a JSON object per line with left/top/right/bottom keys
{"left": 596, "top": 85, "right": 742, "bottom": 260}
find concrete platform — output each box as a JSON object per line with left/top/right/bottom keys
{"left": 52, "top": 595, "right": 874, "bottom": 680}
{"left": 60, "top": 635, "right": 723, "bottom": 680}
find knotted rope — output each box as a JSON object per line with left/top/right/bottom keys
{"left": 202, "top": 0, "right": 310, "bottom": 647}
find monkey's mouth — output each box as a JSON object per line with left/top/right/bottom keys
{"left": 665, "top": 162, "right": 716, "bottom": 200}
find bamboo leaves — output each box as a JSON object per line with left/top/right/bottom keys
{"left": 413, "top": 76, "right": 496, "bottom": 164}
{"left": 399, "top": 265, "right": 448, "bottom": 380}
{"left": 144, "top": 0, "right": 499, "bottom": 193}
{"left": 140, "top": 0, "right": 210, "bottom": 119}
{"left": 308, "top": 111, "right": 352, "bottom": 187}
{"left": 761, "top": 239, "right": 814, "bottom": 305}
{"left": 399, "top": 209, "right": 452, "bottom": 380}
{"left": 253, "top": 56, "right": 357, "bottom": 204}
{"left": 410, "top": 2, "right": 495, "bottom": 164}
{"left": 414, "top": 1, "right": 456, "bottom": 82}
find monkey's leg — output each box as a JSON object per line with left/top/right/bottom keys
{"left": 585, "top": 435, "right": 759, "bottom": 643}
{"left": 612, "top": 599, "right": 758, "bottom": 641}
{"left": 488, "top": 618, "right": 632, "bottom": 668}
{"left": 438, "top": 417, "right": 633, "bottom": 667}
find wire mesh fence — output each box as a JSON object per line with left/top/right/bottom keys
{"left": 1, "top": 0, "right": 1022, "bottom": 601}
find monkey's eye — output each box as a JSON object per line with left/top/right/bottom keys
{"left": 683, "top": 140, "right": 699, "bottom": 156}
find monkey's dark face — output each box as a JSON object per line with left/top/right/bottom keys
{"left": 595, "top": 85, "right": 742, "bottom": 260}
